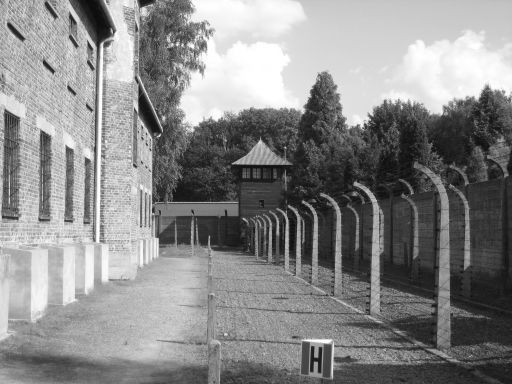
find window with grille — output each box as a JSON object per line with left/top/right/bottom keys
{"left": 140, "top": 125, "right": 144, "bottom": 165}
{"left": 39, "top": 131, "right": 52, "bottom": 220}
{"left": 87, "top": 42, "right": 94, "bottom": 69}
{"left": 252, "top": 167, "right": 261, "bottom": 179}
{"left": 144, "top": 192, "right": 148, "bottom": 227}
{"left": 69, "top": 14, "right": 78, "bottom": 46}
{"left": 272, "top": 168, "right": 278, "bottom": 180}
{"left": 242, "top": 168, "right": 251, "bottom": 179}
{"left": 132, "top": 110, "right": 138, "bottom": 167}
{"left": 2, "top": 111, "right": 20, "bottom": 218}
{"left": 149, "top": 194, "right": 152, "bottom": 229}
{"left": 64, "top": 147, "right": 74, "bottom": 222}
{"left": 262, "top": 168, "right": 271, "bottom": 179}
{"left": 45, "top": 0, "right": 58, "bottom": 18}
{"left": 84, "top": 158, "right": 91, "bottom": 224}
{"left": 139, "top": 189, "right": 143, "bottom": 227}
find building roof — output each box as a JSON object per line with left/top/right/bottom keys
{"left": 90, "top": 0, "right": 117, "bottom": 36}
{"left": 232, "top": 139, "right": 291, "bottom": 167}
{"left": 136, "top": 76, "right": 163, "bottom": 136}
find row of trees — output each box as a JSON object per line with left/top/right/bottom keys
{"left": 140, "top": 1, "right": 512, "bottom": 202}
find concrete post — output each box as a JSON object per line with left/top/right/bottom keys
{"left": 241, "top": 218, "right": 249, "bottom": 252}
{"left": 288, "top": 205, "right": 302, "bottom": 276}
{"left": 191, "top": 214, "right": 195, "bottom": 256}
{"left": 414, "top": 162, "right": 451, "bottom": 350}
{"left": 217, "top": 216, "right": 222, "bottom": 247}
{"left": 350, "top": 191, "right": 365, "bottom": 267}
{"left": 397, "top": 178, "right": 414, "bottom": 195}
{"left": 342, "top": 194, "right": 360, "bottom": 269}
{"left": 302, "top": 201, "right": 319, "bottom": 286}
{"left": 276, "top": 208, "right": 289, "bottom": 271}
{"left": 253, "top": 218, "right": 259, "bottom": 259}
{"left": 256, "top": 217, "right": 265, "bottom": 260}
{"left": 0, "top": 254, "right": 10, "bottom": 338}
{"left": 401, "top": 194, "right": 419, "bottom": 281}
{"left": 208, "top": 340, "right": 221, "bottom": 384}
{"left": 261, "top": 216, "right": 268, "bottom": 258}
{"left": 379, "top": 185, "right": 394, "bottom": 264}
{"left": 354, "top": 182, "right": 381, "bottom": 316}
{"left": 269, "top": 211, "right": 280, "bottom": 263}
{"left": 195, "top": 216, "right": 199, "bottom": 246}
{"left": 207, "top": 293, "right": 216, "bottom": 344}
{"left": 486, "top": 156, "right": 509, "bottom": 292}
{"left": 249, "top": 218, "right": 256, "bottom": 256}
{"left": 448, "top": 184, "right": 471, "bottom": 298}
{"left": 174, "top": 218, "right": 178, "bottom": 248}
{"left": 263, "top": 214, "right": 273, "bottom": 263}
{"left": 320, "top": 193, "right": 342, "bottom": 296}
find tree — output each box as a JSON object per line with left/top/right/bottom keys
{"left": 140, "top": 0, "right": 214, "bottom": 201}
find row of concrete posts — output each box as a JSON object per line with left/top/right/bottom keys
{"left": 0, "top": 237, "right": 159, "bottom": 340}
{"left": 244, "top": 162, "right": 453, "bottom": 350}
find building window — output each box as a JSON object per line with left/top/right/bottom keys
{"left": 140, "top": 125, "right": 144, "bottom": 165}
{"left": 139, "top": 189, "right": 143, "bottom": 228}
{"left": 262, "top": 167, "right": 271, "bottom": 179}
{"left": 132, "top": 110, "right": 138, "bottom": 167}
{"left": 272, "top": 168, "right": 278, "bottom": 180}
{"left": 252, "top": 167, "right": 261, "bottom": 179}
{"left": 84, "top": 158, "right": 91, "bottom": 224}
{"left": 69, "top": 14, "right": 78, "bottom": 46}
{"left": 2, "top": 111, "right": 20, "bottom": 218}
{"left": 39, "top": 131, "right": 52, "bottom": 220}
{"left": 149, "top": 194, "right": 152, "bottom": 229}
{"left": 259, "top": 200, "right": 265, "bottom": 208}
{"left": 144, "top": 192, "right": 148, "bottom": 227}
{"left": 87, "top": 42, "right": 94, "bottom": 69}
{"left": 64, "top": 147, "right": 74, "bottom": 222}
{"left": 45, "top": 0, "right": 58, "bottom": 18}
{"left": 242, "top": 168, "right": 251, "bottom": 179}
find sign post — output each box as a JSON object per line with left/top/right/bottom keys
{"left": 300, "top": 339, "right": 334, "bottom": 380}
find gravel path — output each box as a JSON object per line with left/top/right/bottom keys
{"left": 214, "top": 249, "right": 484, "bottom": 384}
{"left": 0, "top": 246, "right": 210, "bottom": 384}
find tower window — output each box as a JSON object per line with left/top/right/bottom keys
{"left": 272, "top": 168, "right": 278, "bottom": 180}
{"left": 242, "top": 168, "right": 250, "bottom": 179}
{"left": 252, "top": 167, "right": 261, "bottom": 179}
{"left": 262, "top": 168, "right": 271, "bottom": 179}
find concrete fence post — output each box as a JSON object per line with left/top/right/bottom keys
{"left": 288, "top": 205, "right": 302, "bottom": 276}
{"left": 249, "top": 218, "right": 257, "bottom": 256}
{"left": 276, "top": 208, "right": 290, "bottom": 271}
{"left": 174, "top": 218, "right": 178, "bottom": 248}
{"left": 260, "top": 216, "right": 268, "bottom": 258}
{"left": 263, "top": 214, "right": 273, "bottom": 263}
{"left": 256, "top": 217, "right": 264, "bottom": 260}
{"left": 302, "top": 201, "right": 319, "bottom": 286}
{"left": 195, "top": 216, "right": 199, "bottom": 246}
{"left": 269, "top": 211, "right": 280, "bottom": 263}
{"left": 379, "top": 184, "right": 394, "bottom": 264}
{"left": 190, "top": 213, "right": 195, "bottom": 256}
{"left": 341, "top": 194, "right": 360, "bottom": 269}
{"left": 349, "top": 191, "right": 365, "bottom": 268}
{"left": 414, "top": 162, "right": 451, "bottom": 350}
{"left": 0, "top": 254, "right": 10, "bottom": 338}
{"left": 320, "top": 193, "right": 342, "bottom": 296}
{"left": 400, "top": 193, "right": 419, "bottom": 280}
{"left": 207, "top": 293, "right": 216, "bottom": 343}
{"left": 208, "top": 340, "right": 221, "bottom": 384}
{"left": 253, "top": 218, "right": 259, "bottom": 259}
{"left": 354, "top": 182, "right": 381, "bottom": 316}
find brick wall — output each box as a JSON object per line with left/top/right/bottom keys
{"left": 0, "top": 0, "right": 100, "bottom": 244}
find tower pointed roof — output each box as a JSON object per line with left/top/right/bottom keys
{"left": 232, "top": 139, "right": 291, "bottom": 167}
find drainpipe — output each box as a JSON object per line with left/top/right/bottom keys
{"left": 94, "top": 32, "right": 115, "bottom": 243}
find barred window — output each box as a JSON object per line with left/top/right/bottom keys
{"left": 84, "top": 158, "right": 91, "bottom": 224}
{"left": 86, "top": 42, "right": 94, "bottom": 69}
{"left": 2, "top": 111, "right": 20, "bottom": 218}
{"left": 132, "top": 110, "right": 138, "bottom": 167}
{"left": 252, "top": 167, "right": 261, "bottom": 179}
{"left": 272, "top": 168, "right": 278, "bottom": 180}
{"left": 144, "top": 192, "right": 148, "bottom": 227}
{"left": 140, "top": 125, "right": 144, "bottom": 165}
{"left": 149, "top": 194, "right": 152, "bottom": 229}
{"left": 139, "top": 189, "right": 143, "bottom": 227}
{"left": 69, "top": 14, "right": 78, "bottom": 46}
{"left": 39, "top": 131, "right": 52, "bottom": 220}
{"left": 44, "top": 1, "right": 58, "bottom": 18}
{"left": 242, "top": 168, "right": 251, "bottom": 179}
{"left": 262, "top": 168, "right": 271, "bottom": 179}
{"left": 64, "top": 147, "right": 74, "bottom": 222}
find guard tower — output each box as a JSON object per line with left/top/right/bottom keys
{"left": 232, "top": 139, "right": 291, "bottom": 219}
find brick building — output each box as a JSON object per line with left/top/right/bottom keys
{"left": 0, "top": 0, "right": 160, "bottom": 280}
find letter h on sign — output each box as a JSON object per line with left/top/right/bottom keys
{"left": 301, "top": 339, "right": 334, "bottom": 380}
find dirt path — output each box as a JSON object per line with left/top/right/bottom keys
{"left": 214, "top": 249, "right": 484, "bottom": 384}
{"left": 0, "top": 246, "right": 209, "bottom": 384}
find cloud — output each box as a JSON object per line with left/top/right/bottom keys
{"left": 193, "top": 0, "right": 306, "bottom": 40}
{"left": 382, "top": 30, "right": 512, "bottom": 111}
{"left": 350, "top": 114, "right": 364, "bottom": 126}
{"left": 181, "top": 40, "right": 300, "bottom": 125}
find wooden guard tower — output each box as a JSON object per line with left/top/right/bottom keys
{"left": 232, "top": 139, "right": 291, "bottom": 219}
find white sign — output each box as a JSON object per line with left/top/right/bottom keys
{"left": 300, "top": 339, "right": 334, "bottom": 380}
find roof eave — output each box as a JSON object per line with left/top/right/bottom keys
{"left": 136, "top": 75, "right": 163, "bottom": 136}
{"left": 91, "top": 0, "right": 117, "bottom": 35}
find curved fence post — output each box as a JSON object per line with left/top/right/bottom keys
{"left": 320, "top": 193, "right": 342, "bottom": 296}
{"left": 254, "top": 217, "right": 262, "bottom": 260}
{"left": 448, "top": 184, "right": 471, "bottom": 298}
{"left": 379, "top": 184, "right": 394, "bottom": 264}
{"left": 191, "top": 211, "right": 195, "bottom": 256}
{"left": 302, "top": 201, "right": 319, "bottom": 286}
{"left": 241, "top": 218, "right": 250, "bottom": 252}
{"left": 263, "top": 214, "right": 273, "bottom": 263}
{"left": 414, "top": 161, "right": 451, "bottom": 350}
{"left": 259, "top": 216, "right": 268, "bottom": 258}
{"left": 351, "top": 191, "right": 365, "bottom": 266}
{"left": 269, "top": 211, "right": 280, "bottom": 263}
{"left": 397, "top": 178, "right": 414, "bottom": 195}
{"left": 342, "top": 194, "right": 360, "bottom": 268}
{"left": 448, "top": 164, "right": 469, "bottom": 187}
{"left": 354, "top": 182, "right": 381, "bottom": 316}
{"left": 288, "top": 205, "right": 302, "bottom": 276}
{"left": 276, "top": 208, "right": 289, "bottom": 271}
{"left": 486, "top": 155, "right": 510, "bottom": 292}
{"left": 400, "top": 194, "right": 419, "bottom": 281}
{"left": 249, "top": 218, "right": 256, "bottom": 255}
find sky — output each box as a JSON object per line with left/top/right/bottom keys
{"left": 181, "top": 0, "right": 512, "bottom": 127}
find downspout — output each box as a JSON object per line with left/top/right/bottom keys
{"left": 94, "top": 32, "right": 115, "bottom": 243}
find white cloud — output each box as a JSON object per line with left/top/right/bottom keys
{"left": 350, "top": 114, "right": 364, "bottom": 126}
{"left": 383, "top": 30, "right": 512, "bottom": 111}
{"left": 193, "top": 0, "right": 306, "bottom": 40}
{"left": 181, "top": 40, "right": 300, "bottom": 125}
